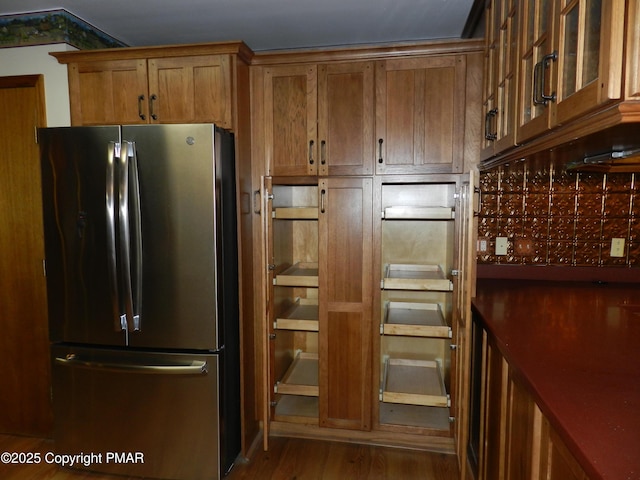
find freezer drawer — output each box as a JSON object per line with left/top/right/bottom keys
{"left": 51, "top": 345, "right": 228, "bottom": 480}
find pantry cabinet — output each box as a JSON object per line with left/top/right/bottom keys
{"left": 252, "top": 40, "right": 481, "bottom": 466}
{"left": 262, "top": 62, "right": 374, "bottom": 177}
{"left": 51, "top": 42, "right": 253, "bottom": 129}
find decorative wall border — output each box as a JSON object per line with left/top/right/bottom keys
{"left": 0, "top": 9, "right": 127, "bottom": 49}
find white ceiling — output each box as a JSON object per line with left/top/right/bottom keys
{"left": 0, "top": 0, "right": 478, "bottom": 52}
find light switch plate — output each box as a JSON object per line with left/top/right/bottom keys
{"left": 496, "top": 237, "right": 508, "bottom": 256}
{"left": 610, "top": 238, "right": 625, "bottom": 257}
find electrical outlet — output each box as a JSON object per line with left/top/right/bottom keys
{"left": 515, "top": 237, "right": 534, "bottom": 256}
{"left": 610, "top": 238, "right": 625, "bottom": 257}
{"left": 495, "top": 237, "right": 508, "bottom": 256}
{"left": 477, "top": 236, "right": 489, "bottom": 253}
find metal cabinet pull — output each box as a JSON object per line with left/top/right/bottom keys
{"left": 320, "top": 140, "right": 326, "bottom": 165}
{"left": 309, "top": 140, "right": 315, "bottom": 165}
{"left": 378, "top": 138, "right": 384, "bottom": 163}
{"left": 320, "top": 189, "right": 326, "bottom": 213}
{"left": 150, "top": 94, "right": 158, "bottom": 120}
{"left": 484, "top": 108, "right": 498, "bottom": 141}
{"left": 137, "top": 95, "right": 146, "bottom": 120}
{"left": 533, "top": 51, "right": 557, "bottom": 106}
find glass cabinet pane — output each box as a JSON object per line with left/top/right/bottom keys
{"left": 562, "top": 3, "right": 579, "bottom": 98}
{"left": 583, "top": 0, "right": 601, "bottom": 86}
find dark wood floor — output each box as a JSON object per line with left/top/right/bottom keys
{"left": 0, "top": 433, "right": 459, "bottom": 480}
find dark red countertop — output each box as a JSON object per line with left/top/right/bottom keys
{"left": 473, "top": 279, "right": 640, "bottom": 480}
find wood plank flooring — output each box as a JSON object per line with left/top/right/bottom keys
{"left": 0, "top": 433, "right": 459, "bottom": 480}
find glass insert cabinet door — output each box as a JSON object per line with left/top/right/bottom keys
{"left": 517, "top": 0, "right": 624, "bottom": 144}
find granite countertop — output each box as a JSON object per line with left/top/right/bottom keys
{"left": 472, "top": 279, "right": 640, "bottom": 480}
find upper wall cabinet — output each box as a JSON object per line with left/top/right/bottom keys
{"left": 376, "top": 55, "right": 467, "bottom": 174}
{"left": 516, "top": 0, "right": 625, "bottom": 144}
{"left": 481, "top": 0, "right": 519, "bottom": 161}
{"left": 263, "top": 61, "right": 374, "bottom": 177}
{"left": 51, "top": 42, "right": 253, "bottom": 129}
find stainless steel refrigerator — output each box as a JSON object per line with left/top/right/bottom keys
{"left": 38, "top": 124, "right": 241, "bottom": 480}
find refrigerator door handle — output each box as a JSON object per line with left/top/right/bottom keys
{"left": 118, "top": 142, "right": 141, "bottom": 333}
{"left": 54, "top": 355, "right": 209, "bottom": 375}
{"left": 106, "top": 142, "right": 127, "bottom": 333}
{"left": 128, "top": 142, "right": 143, "bottom": 331}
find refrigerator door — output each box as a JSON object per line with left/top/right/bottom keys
{"left": 40, "top": 126, "right": 128, "bottom": 346}
{"left": 122, "top": 124, "right": 237, "bottom": 351}
{"left": 51, "top": 344, "right": 226, "bottom": 480}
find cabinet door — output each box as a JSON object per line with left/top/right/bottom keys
{"left": 516, "top": 0, "right": 556, "bottom": 143}
{"left": 482, "top": 0, "right": 519, "bottom": 160}
{"left": 517, "top": 0, "right": 625, "bottom": 143}
{"left": 452, "top": 172, "right": 476, "bottom": 478}
{"left": 317, "top": 62, "right": 374, "bottom": 176}
{"left": 264, "top": 65, "right": 318, "bottom": 176}
{"left": 375, "top": 56, "right": 466, "bottom": 174}
{"left": 553, "top": 0, "right": 624, "bottom": 126}
{"left": 479, "top": 333, "right": 509, "bottom": 480}
{"left": 147, "top": 55, "right": 232, "bottom": 127}
{"left": 318, "top": 177, "right": 372, "bottom": 430}
{"left": 67, "top": 59, "right": 149, "bottom": 125}
{"left": 540, "top": 421, "right": 588, "bottom": 480}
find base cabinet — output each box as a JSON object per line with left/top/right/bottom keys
{"left": 476, "top": 327, "right": 589, "bottom": 480}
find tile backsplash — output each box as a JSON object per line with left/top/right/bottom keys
{"left": 477, "top": 161, "right": 640, "bottom": 267}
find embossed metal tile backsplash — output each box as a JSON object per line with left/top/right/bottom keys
{"left": 477, "top": 162, "right": 640, "bottom": 267}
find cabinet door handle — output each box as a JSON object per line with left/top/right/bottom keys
{"left": 149, "top": 94, "right": 158, "bottom": 120}
{"left": 533, "top": 51, "right": 557, "bottom": 106}
{"left": 137, "top": 95, "right": 146, "bottom": 120}
{"left": 484, "top": 108, "right": 498, "bottom": 141}
{"left": 378, "top": 138, "right": 384, "bottom": 163}
{"left": 309, "top": 140, "right": 315, "bottom": 165}
{"left": 320, "top": 140, "right": 326, "bottom": 165}
{"left": 320, "top": 189, "right": 326, "bottom": 213}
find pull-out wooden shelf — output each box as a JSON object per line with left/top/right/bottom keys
{"left": 382, "top": 302, "right": 451, "bottom": 338}
{"left": 380, "top": 358, "right": 449, "bottom": 408}
{"left": 275, "top": 351, "right": 319, "bottom": 397}
{"left": 382, "top": 264, "right": 453, "bottom": 291}
{"left": 275, "top": 298, "right": 319, "bottom": 331}
{"left": 274, "top": 262, "right": 319, "bottom": 287}
{"left": 273, "top": 207, "right": 318, "bottom": 219}
{"left": 382, "top": 206, "right": 454, "bottom": 220}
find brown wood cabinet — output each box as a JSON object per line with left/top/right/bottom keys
{"left": 477, "top": 328, "right": 590, "bottom": 480}
{"left": 51, "top": 42, "right": 253, "bottom": 129}
{"left": 516, "top": 0, "right": 625, "bottom": 144}
{"left": 318, "top": 177, "right": 373, "bottom": 430}
{"left": 480, "top": 0, "right": 519, "bottom": 161}
{"left": 251, "top": 41, "right": 482, "bottom": 471}
{"left": 262, "top": 61, "right": 374, "bottom": 177}
{"left": 375, "top": 55, "right": 467, "bottom": 174}
{"left": 480, "top": 0, "right": 639, "bottom": 170}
